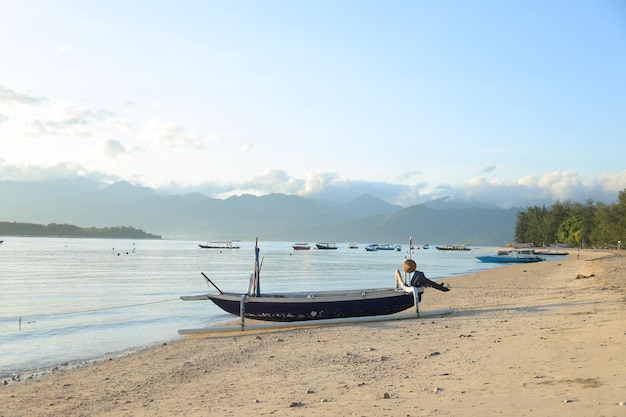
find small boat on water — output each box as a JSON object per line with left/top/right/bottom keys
{"left": 365, "top": 243, "right": 395, "bottom": 251}
{"left": 182, "top": 239, "right": 450, "bottom": 322}
{"left": 348, "top": 244, "right": 359, "bottom": 249}
{"left": 292, "top": 243, "right": 310, "bottom": 250}
{"left": 198, "top": 240, "right": 241, "bottom": 249}
{"left": 436, "top": 245, "right": 471, "bottom": 251}
{"left": 422, "top": 244, "right": 430, "bottom": 249}
{"left": 315, "top": 242, "right": 338, "bottom": 250}
{"left": 476, "top": 249, "right": 545, "bottom": 263}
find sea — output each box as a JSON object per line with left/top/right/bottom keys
{"left": 0, "top": 237, "right": 505, "bottom": 380}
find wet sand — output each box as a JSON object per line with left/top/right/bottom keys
{"left": 1, "top": 249, "right": 625, "bottom": 416}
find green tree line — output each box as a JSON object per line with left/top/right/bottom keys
{"left": 0, "top": 222, "right": 161, "bottom": 239}
{"left": 515, "top": 189, "right": 626, "bottom": 248}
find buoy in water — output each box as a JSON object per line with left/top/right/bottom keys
{"left": 403, "top": 259, "right": 416, "bottom": 273}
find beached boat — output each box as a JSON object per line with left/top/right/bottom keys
{"left": 182, "top": 240, "right": 450, "bottom": 322}
{"left": 292, "top": 243, "right": 310, "bottom": 250}
{"left": 198, "top": 240, "right": 241, "bottom": 249}
{"left": 476, "top": 250, "right": 545, "bottom": 263}
{"left": 532, "top": 250, "right": 569, "bottom": 256}
{"left": 436, "top": 245, "right": 471, "bottom": 251}
{"left": 315, "top": 242, "right": 338, "bottom": 250}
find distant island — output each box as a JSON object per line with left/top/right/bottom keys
{"left": 0, "top": 222, "right": 162, "bottom": 239}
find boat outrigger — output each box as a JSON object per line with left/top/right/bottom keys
{"left": 182, "top": 238, "right": 449, "bottom": 323}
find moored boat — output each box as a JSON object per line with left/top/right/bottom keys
{"left": 182, "top": 239, "right": 450, "bottom": 322}
{"left": 315, "top": 242, "right": 338, "bottom": 250}
{"left": 198, "top": 240, "right": 241, "bottom": 249}
{"left": 366, "top": 243, "right": 394, "bottom": 251}
{"left": 476, "top": 249, "right": 545, "bottom": 263}
{"left": 436, "top": 245, "right": 471, "bottom": 251}
{"left": 292, "top": 243, "right": 310, "bottom": 250}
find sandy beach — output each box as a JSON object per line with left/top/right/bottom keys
{"left": 1, "top": 249, "right": 624, "bottom": 417}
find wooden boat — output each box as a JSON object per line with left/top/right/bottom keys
{"left": 476, "top": 249, "right": 545, "bottom": 263}
{"left": 292, "top": 243, "right": 310, "bottom": 250}
{"left": 182, "top": 240, "right": 450, "bottom": 322}
{"left": 436, "top": 245, "right": 471, "bottom": 251}
{"left": 315, "top": 242, "right": 338, "bottom": 250}
{"left": 198, "top": 240, "right": 241, "bottom": 249}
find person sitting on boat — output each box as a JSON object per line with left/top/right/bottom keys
{"left": 409, "top": 269, "right": 450, "bottom": 292}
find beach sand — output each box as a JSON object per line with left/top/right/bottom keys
{"left": 1, "top": 250, "right": 625, "bottom": 416}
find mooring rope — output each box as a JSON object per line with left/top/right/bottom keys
{"left": 1, "top": 297, "right": 181, "bottom": 321}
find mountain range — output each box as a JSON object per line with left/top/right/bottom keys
{"left": 0, "top": 179, "right": 520, "bottom": 245}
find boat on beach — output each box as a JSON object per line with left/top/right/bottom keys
{"left": 532, "top": 250, "right": 569, "bottom": 256}
{"left": 315, "top": 242, "right": 338, "bottom": 250}
{"left": 198, "top": 240, "right": 241, "bottom": 249}
{"left": 182, "top": 239, "right": 450, "bottom": 322}
{"left": 292, "top": 243, "right": 310, "bottom": 250}
{"left": 476, "top": 249, "right": 545, "bottom": 263}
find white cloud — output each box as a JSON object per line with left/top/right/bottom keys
{"left": 240, "top": 140, "right": 252, "bottom": 152}
{"left": 0, "top": 86, "right": 47, "bottom": 107}
{"left": 140, "top": 118, "right": 215, "bottom": 149}
{"left": 103, "top": 139, "right": 128, "bottom": 158}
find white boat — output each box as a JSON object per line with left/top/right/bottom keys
{"left": 476, "top": 249, "right": 545, "bottom": 263}
{"left": 198, "top": 240, "right": 241, "bottom": 249}
{"left": 365, "top": 243, "right": 395, "bottom": 251}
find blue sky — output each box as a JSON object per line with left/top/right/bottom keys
{"left": 1, "top": 1, "right": 625, "bottom": 208}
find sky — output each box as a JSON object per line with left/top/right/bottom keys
{"left": 1, "top": 0, "right": 625, "bottom": 208}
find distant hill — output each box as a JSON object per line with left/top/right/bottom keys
{"left": 339, "top": 193, "right": 402, "bottom": 217}
{"left": 0, "top": 179, "right": 519, "bottom": 245}
{"left": 0, "top": 221, "right": 161, "bottom": 239}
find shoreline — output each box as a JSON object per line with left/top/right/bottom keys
{"left": 2, "top": 249, "right": 624, "bottom": 416}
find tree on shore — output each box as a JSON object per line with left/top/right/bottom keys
{"left": 0, "top": 222, "right": 161, "bottom": 239}
{"left": 515, "top": 189, "right": 626, "bottom": 248}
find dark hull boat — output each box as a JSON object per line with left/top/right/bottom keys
{"left": 204, "top": 288, "right": 417, "bottom": 322}
{"left": 182, "top": 240, "right": 449, "bottom": 322}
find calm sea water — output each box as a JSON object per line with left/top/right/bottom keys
{"left": 0, "top": 237, "right": 503, "bottom": 379}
